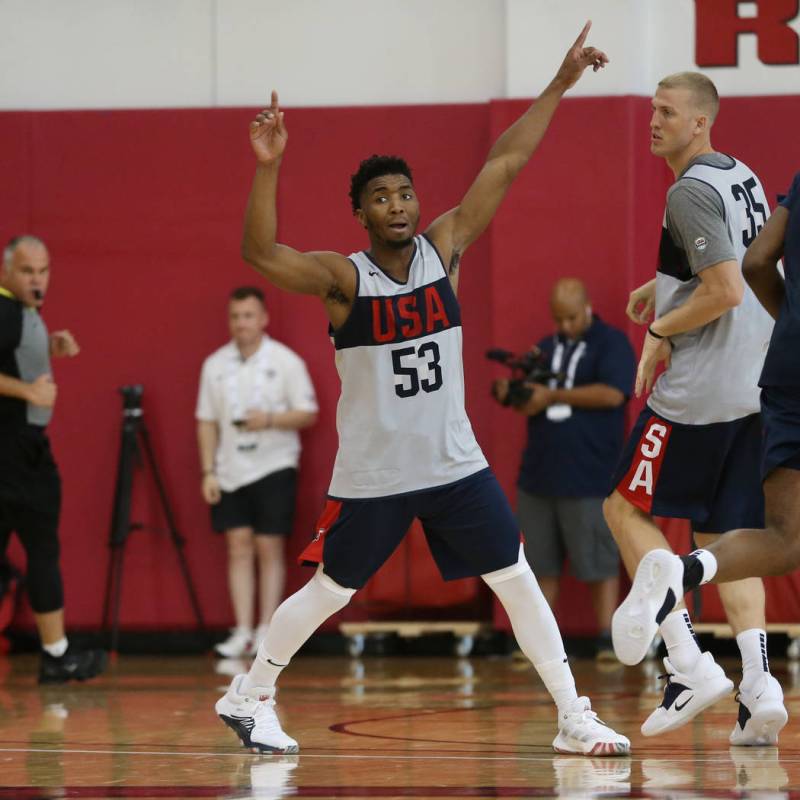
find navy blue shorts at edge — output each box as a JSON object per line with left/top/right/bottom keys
{"left": 611, "top": 406, "right": 764, "bottom": 533}
{"left": 299, "top": 467, "right": 521, "bottom": 589}
{"left": 761, "top": 385, "right": 800, "bottom": 479}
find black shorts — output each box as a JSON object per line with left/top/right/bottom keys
{"left": 211, "top": 468, "right": 297, "bottom": 535}
{"left": 0, "top": 426, "right": 61, "bottom": 512}
{"left": 610, "top": 407, "right": 764, "bottom": 533}
{"left": 0, "top": 426, "right": 64, "bottom": 613}
{"left": 299, "top": 467, "right": 521, "bottom": 589}
{"left": 761, "top": 385, "right": 800, "bottom": 479}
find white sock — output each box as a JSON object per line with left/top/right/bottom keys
{"left": 43, "top": 637, "right": 68, "bottom": 658}
{"left": 660, "top": 609, "right": 702, "bottom": 674}
{"left": 737, "top": 628, "right": 769, "bottom": 690}
{"left": 243, "top": 566, "right": 355, "bottom": 691}
{"left": 483, "top": 547, "right": 577, "bottom": 715}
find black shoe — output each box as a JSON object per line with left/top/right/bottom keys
{"left": 38, "top": 645, "right": 108, "bottom": 684}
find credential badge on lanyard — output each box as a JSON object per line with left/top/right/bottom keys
{"left": 546, "top": 339, "right": 586, "bottom": 422}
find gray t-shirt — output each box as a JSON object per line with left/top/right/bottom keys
{"left": 648, "top": 153, "right": 774, "bottom": 425}
{"left": 18, "top": 307, "right": 53, "bottom": 427}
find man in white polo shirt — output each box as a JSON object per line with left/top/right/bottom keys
{"left": 197, "top": 286, "right": 318, "bottom": 658}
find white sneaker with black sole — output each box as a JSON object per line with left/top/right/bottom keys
{"left": 730, "top": 674, "right": 788, "bottom": 746}
{"left": 552, "top": 697, "right": 631, "bottom": 756}
{"left": 641, "top": 652, "right": 733, "bottom": 736}
{"left": 613, "top": 549, "right": 684, "bottom": 666}
{"left": 215, "top": 674, "right": 299, "bottom": 754}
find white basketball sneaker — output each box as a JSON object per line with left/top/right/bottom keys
{"left": 552, "top": 697, "right": 631, "bottom": 756}
{"left": 613, "top": 549, "right": 684, "bottom": 666}
{"left": 641, "top": 652, "right": 733, "bottom": 736}
{"left": 730, "top": 673, "right": 788, "bottom": 746}
{"left": 215, "top": 674, "right": 299, "bottom": 754}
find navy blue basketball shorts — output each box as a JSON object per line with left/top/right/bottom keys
{"left": 610, "top": 406, "right": 764, "bottom": 533}
{"left": 761, "top": 385, "right": 800, "bottom": 479}
{"left": 299, "top": 467, "right": 522, "bottom": 589}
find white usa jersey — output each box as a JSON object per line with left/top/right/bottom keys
{"left": 328, "top": 234, "right": 487, "bottom": 499}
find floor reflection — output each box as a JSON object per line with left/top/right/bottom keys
{"left": 0, "top": 653, "right": 798, "bottom": 799}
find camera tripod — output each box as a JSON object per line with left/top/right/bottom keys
{"left": 101, "top": 386, "right": 205, "bottom": 652}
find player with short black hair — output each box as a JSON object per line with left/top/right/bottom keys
{"left": 349, "top": 155, "right": 413, "bottom": 214}
{"left": 215, "top": 23, "right": 631, "bottom": 757}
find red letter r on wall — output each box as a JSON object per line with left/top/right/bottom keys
{"left": 696, "top": 0, "right": 799, "bottom": 66}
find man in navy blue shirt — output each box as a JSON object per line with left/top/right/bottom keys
{"left": 493, "top": 278, "right": 635, "bottom": 657}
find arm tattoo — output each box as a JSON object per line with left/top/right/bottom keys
{"left": 449, "top": 250, "right": 461, "bottom": 276}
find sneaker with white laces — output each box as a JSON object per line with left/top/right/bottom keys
{"left": 215, "top": 674, "right": 299, "bottom": 754}
{"left": 215, "top": 627, "right": 253, "bottom": 659}
{"left": 641, "top": 652, "right": 733, "bottom": 736}
{"left": 612, "top": 549, "right": 684, "bottom": 666}
{"left": 730, "top": 674, "right": 788, "bottom": 746}
{"left": 552, "top": 697, "right": 631, "bottom": 756}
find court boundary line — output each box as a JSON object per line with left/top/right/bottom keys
{"left": 2, "top": 746, "right": 799, "bottom": 764}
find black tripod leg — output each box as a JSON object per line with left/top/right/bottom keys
{"left": 109, "top": 546, "right": 127, "bottom": 654}
{"left": 138, "top": 426, "right": 206, "bottom": 630}
{"left": 103, "top": 418, "right": 138, "bottom": 651}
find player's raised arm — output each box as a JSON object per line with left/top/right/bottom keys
{"left": 242, "top": 91, "right": 354, "bottom": 305}
{"left": 426, "top": 22, "right": 608, "bottom": 273}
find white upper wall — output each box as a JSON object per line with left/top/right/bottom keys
{"left": 1, "top": 0, "right": 797, "bottom": 109}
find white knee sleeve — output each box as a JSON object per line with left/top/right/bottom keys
{"left": 484, "top": 555, "right": 577, "bottom": 711}
{"left": 481, "top": 543, "right": 529, "bottom": 585}
{"left": 257, "top": 565, "right": 355, "bottom": 666}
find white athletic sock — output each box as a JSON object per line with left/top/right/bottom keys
{"left": 737, "top": 628, "right": 769, "bottom": 690}
{"left": 43, "top": 637, "right": 68, "bottom": 658}
{"left": 483, "top": 547, "right": 577, "bottom": 715}
{"left": 660, "top": 609, "right": 702, "bottom": 674}
{"left": 243, "top": 566, "right": 355, "bottom": 691}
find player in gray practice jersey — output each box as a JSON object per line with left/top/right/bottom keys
{"left": 604, "top": 72, "right": 786, "bottom": 746}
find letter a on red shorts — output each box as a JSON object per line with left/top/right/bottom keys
{"left": 617, "top": 418, "right": 672, "bottom": 513}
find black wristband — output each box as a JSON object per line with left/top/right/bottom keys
{"left": 647, "top": 325, "right": 666, "bottom": 339}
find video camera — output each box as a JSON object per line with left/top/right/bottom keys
{"left": 486, "top": 347, "right": 562, "bottom": 408}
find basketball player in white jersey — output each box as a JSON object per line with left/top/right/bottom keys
{"left": 214, "top": 22, "right": 631, "bottom": 756}
{"left": 604, "top": 73, "right": 787, "bottom": 744}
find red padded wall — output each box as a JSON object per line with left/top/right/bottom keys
{"left": 0, "top": 104, "right": 492, "bottom": 631}
{"left": 1, "top": 94, "right": 799, "bottom": 636}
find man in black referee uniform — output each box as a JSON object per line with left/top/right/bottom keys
{"left": 0, "top": 235, "right": 105, "bottom": 683}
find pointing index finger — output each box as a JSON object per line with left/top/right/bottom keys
{"left": 573, "top": 20, "right": 591, "bottom": 49}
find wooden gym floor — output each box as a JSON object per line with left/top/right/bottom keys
{"left": 1, "top": 652, "right": 799, "bottom": 798}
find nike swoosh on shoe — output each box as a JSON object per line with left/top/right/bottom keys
{"left": 674, "top": 696, "right": 693, "bottom": 712}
